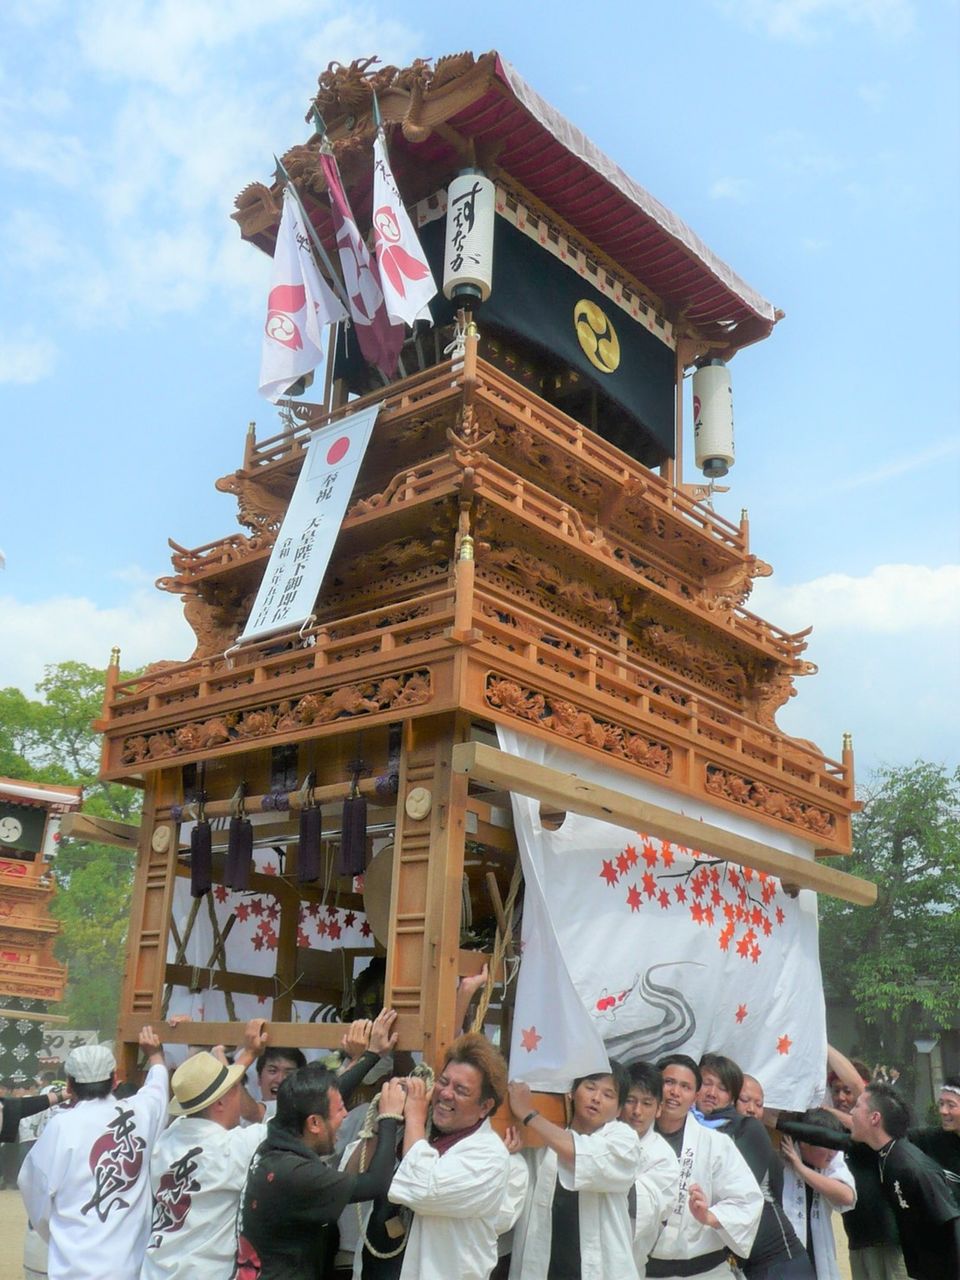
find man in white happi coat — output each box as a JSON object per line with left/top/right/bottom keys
{"left": 388, "top": 1032, "right": 528, "bottom": 1280}
{"left": 779, "top": 1124, "right": 856, "bottom": 1280}
{"left": 619, "top": 1060, "right": 682, "bottom": 1275}
{"left": 507, "top": 1060, "right": 643, "bottom": 1280}
{"left": 142, "top": 1019, "right": 269, "bottom": 1279}
{"left": 645, "top": 1054, "right": 762, "bottom": 1280}
{"left": 19, "top": 1026, "right": 169, "bottom": 1280}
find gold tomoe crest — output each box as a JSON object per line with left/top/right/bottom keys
{"left": 574, "top": 299, "right": 620, "bottom": 374}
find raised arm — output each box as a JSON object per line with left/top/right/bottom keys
{"left": 234, "top": 1018, "right": 269, "bottom": 1122}
{"left": 827, "top": 1044, "right": 865, "bottom": 1104}
{"left": 780, "top": 1138, "right": 856, "bottom": 1209}
{"left": 337, "top": 1008, "right": 398, "bottom": 1105}
{"left": 508, "top": 1079, "right": 575, "bottom": 1167}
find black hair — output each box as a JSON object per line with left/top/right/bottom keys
{"left": 699, "top": 1052, "right": 744, "bottom": 1103}
{"left": 572, "top": 1058, "right": 631, "bottom": 1107}
{"left": 70, "top": 1078, "right": 114, "bottom": 1101}
{"left": 942, "top": 1075, "right": 960, "bottom": 1091}
{"left": 801, "top": 1106, "right": 845, "bottom": 1133}
{"left": 626, "top": 1060, "right": 664, "bottom": 1101}
{"left": 657, "top": 1054, "right": 702, "bottom": 1091}
{"left": 863, "top": 1081, "right": 913, "bottom": 1138}
{"left": 255, "top": 1045, "right": 307, "bottom": 1077}
{"left": 273, "top": 1062, "right": 338, "bottom": 1135}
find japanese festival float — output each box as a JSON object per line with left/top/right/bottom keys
{"left": 91, "top": 51, "right": 876, "bottom": 1116}
{"left": 0, "top": 777, "right": 80, "bottom": 1081}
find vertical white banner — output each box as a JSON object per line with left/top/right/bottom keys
{"left": 238, "top": 402, "right": 381, "bottom": 645}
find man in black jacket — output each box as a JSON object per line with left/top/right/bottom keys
{"left": 849, "top": 1082, "right": 960, "bottom": 1280}
{"left": 234, "top": 1009, "right": 407, "bottom": 1280}
{"left": 909, "top": 1075, "right": 960, "bottom": 1209}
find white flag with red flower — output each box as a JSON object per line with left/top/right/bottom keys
{"left": 319, "top": 149, "right": 404, "bottom": 379}
{"left": 259, "top": 188, "right": 347, "bottom": 403}
{"left": 501, "top": 727, "right": 827, "bottom": 1108}
{"left": 372, "top": 129, "right": 436, "bottom": 327}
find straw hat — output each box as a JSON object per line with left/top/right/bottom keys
{"left": 170, "top": 1052, "right": 247, "bottom": 1116}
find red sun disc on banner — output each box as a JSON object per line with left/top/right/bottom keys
{"left": 326, "top": 436, "right": 350, "bottom": 465}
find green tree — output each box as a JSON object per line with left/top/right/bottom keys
{"left": 0, "top": 661, "right": 141, "bottom": 1033}
{"left": 820, "top": 762, "right": 960, "bottom": 1072}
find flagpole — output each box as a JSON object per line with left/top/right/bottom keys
{"left": 272, "top": 153, "right": 351, "bottom": 316}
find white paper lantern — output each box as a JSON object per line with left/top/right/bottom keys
{"left": 442, "top": 171, "right": 495, "bottom": 302}
{"left": 693, "top": 360, "right": 735, "bottom": 478}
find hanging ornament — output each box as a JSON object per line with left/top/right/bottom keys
{"left": 190, "top": 779, "right": 212, "bottom": 898}
{"left": 224, "top": 783, "right": 253, "bottom": 891}
{"left": 338, "top": 759, "right": 367, "bottom": 877}
{"left": 298, "top": 773, "right": 322, "bottom": 883}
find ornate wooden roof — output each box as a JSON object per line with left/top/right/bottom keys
{"left": 233, "top": 51, "right": 780, "bottom": 360}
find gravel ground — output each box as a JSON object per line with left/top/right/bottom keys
{"left": 0, "top": 1189, "right": 26, "bottom": 1280}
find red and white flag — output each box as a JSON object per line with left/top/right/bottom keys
{"left": 319, "top": 149, "right": 404, "bottom": 379}
{"left": 259, "top": 189, "right": 347, "bottom": 403}
{"left": 500, "top": 727, "right": 828, "bottom": 1108}
{"left": 372, "top": 129, "right": 436, "bottom": 327}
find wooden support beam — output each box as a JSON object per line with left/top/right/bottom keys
{"left": 0, "top": 1008, "right": 68, "bottom": 1025}
{"left": 60, "top": 812, "right": 140, "bottom": 850}
{"left": 451, "top": 742, "right": 877, "bottom": 907}
{"left": 117, "top": 1013, "right": 423, "bottom": 1053}
{"left": 164, "top": 963, "right": 340, "bottom": 1005}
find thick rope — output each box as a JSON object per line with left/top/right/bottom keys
{"left": 354, "top": 1062, "right": 435, "bottom": 1259}
{"left": 471, "top": 860, "right": 523, "bottom": 1034}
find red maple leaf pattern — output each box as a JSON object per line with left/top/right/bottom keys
{"left": 735, "top": 1004, "right": 748, "bottom": 1023}
{"left": 777, "top": 1035, "right": 792, "bottom": 1055}
{"left": 595, "top": 832, "right": 789, "bottom": 963}
{"left": 520, "top": 1026, "right": 542, "bottom": 1052}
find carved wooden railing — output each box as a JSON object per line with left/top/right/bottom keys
{"left": 101, "top": 587, "right": 459, "bottom": 722}
{"left": 0, "top": 908, "right": 60, "bottom": 936}
{"left": 468, "top": 582, "right": 849, "bottom": 796}
{"left": 472, "top": 361, "right": 747, "bottom": 555}
{"left": 231, "top": 357, "right": 747, "bottom": 565}
{"left": 246, "top": 359, "right": 467, "bottom": 469}
{"left": 472, "top": 456, "right": 805, "bottom": 666}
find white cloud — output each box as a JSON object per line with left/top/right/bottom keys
{"left": 297, "top": 12, "right": 424, "bottom": 73}
{"left": 829, "top": 438, "right": 960, "bottom": 494}
{"left": 753, "top": 563, "right": 960, "bottom": 634}
{"left": 716, "top": 0, "right": 915, "bottom": 42}
{"left": 0, "top": 586, "right": 194, "bottom": 695}
{"left": 709, "top": 176, "right": 752, "bottom": 202}
{"left": 752, "top": 563, "right": 959, "bottom": 769}
{"left": 0, "top": 118, "right": 89, "bottom": 187}
{"left": 0, "top": 3, "right": 424, "bottom": 335}
{"left": 75, "top": 0, "right": 316, "bottom": 94}
{"left": 0, "top": 333, "right": 58, "bottom": 383}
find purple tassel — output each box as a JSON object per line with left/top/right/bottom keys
{"left": 337, "top": 793, "right": 367, "bottom": 876}
{"left": 224, "top": 816, "right": 253, "bottom": 890}
{"left": 298, "top": 806, "right": 323, "bottom": 883}
{"left": 190, "top": 820, "right": 212, "bottom": 898}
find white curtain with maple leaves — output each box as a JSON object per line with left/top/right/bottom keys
{"left": 165, "top": 816, "right": 374, "bottom": 1066}
{"left": 501, "top": 727, "right": 828, "bottom": 1109}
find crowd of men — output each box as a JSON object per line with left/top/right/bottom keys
{"left": 4, "top": 1012, "right": 959, "bottom": 1280}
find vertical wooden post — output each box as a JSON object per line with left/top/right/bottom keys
{"left": 115, "top": 767, "right": 181, "bottom": 1077}
{"left": 385, "top": 713, "right": 470, "bottom": 1067}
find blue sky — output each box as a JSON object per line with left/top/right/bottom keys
{"left": 1, "top": 0, "right": 957, "bottom": 780}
